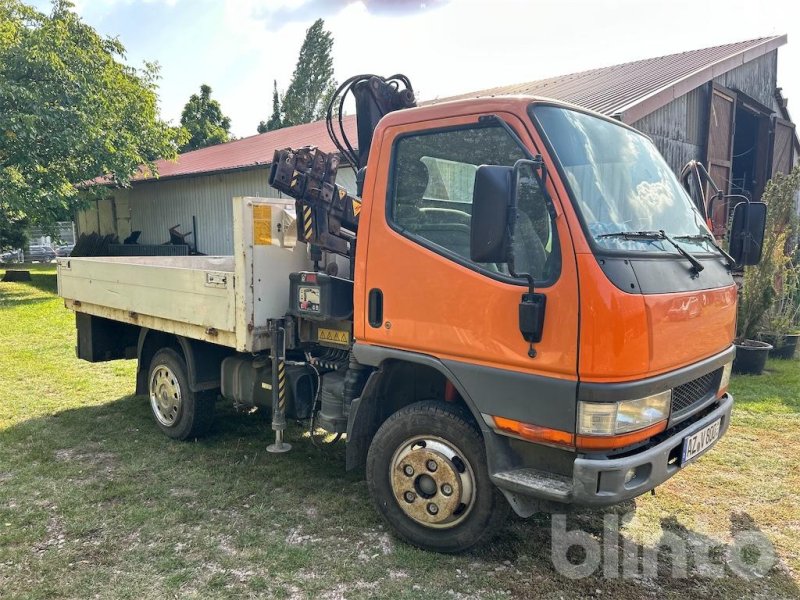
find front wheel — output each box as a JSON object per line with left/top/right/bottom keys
{"left": 366, "top": 401, "right": 508, "bottom": 553}
{"left": 148, "top": 348, "right": 215, "bottom": 440}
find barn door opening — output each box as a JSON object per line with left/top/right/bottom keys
{"left": 705, "top": 84, "right": 736, "bottom": 236}
{"left": 730, "top": 97, "right": 772, "bottom": 204}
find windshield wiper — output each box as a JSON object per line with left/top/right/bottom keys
{"left": 597, "top": 230, "right": 704, "bottom": 274}
{"left": 673, "top": 233, "right": 735, "bottom": 269}
{"left": 597, "top": 230, "right": 663, "bottom": 241}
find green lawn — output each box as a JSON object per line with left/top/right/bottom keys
{"left": 1, "top": 265, "right": 799, "bottom": 599}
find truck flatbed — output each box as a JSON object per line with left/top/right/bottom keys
{"left": 58, "top": 197, "right": 309, "bottom": 352}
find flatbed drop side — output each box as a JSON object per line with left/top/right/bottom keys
{"left": 59, "top": 75, "right": 766, "bottom": 553}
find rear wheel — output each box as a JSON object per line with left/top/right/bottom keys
{"left": 148, "top": 348, "right": 215, "bottom": 440}
{"left": 366, "top": 401, "right": 508, "bottom": 553}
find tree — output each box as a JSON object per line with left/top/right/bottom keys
{"left": 0, "top": 0, "right": 186, "bottom": 235}
{"left": 0, "top": 210, "right": 28, "bottom": 253}
{"left": 280, "top": 19, "right": 337, "bottom": 127}
{"left": 179, "top": 84, "right": 232, "bottom": 152}
{"left": 257, "top": 80, "right": 283, "bottom": 133}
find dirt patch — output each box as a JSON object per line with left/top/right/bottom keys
{"left": 168, "top": 488, "right": 198, "bottom": 499}
{"left": 285, "top": 526, "right": 320, "bottom": 546}
{"left": 33, "top": 514, "right": 66, "bottom": 554}
{"left": 317, "top": 580, "right": 380, "bottom": 600}
{"left": 55, "top": 445, "right": 117, "bottom": 472}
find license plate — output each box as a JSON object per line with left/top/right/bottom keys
{"left": 681, "top": 418, "right": 722, "bottom": 465}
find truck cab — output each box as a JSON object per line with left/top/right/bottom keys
{"left": 346, "top": 96, "right": 736, "bottom": 545}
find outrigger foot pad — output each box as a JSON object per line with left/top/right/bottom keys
{"left": 267, "top": 430, "right": 292, "bottom": 454}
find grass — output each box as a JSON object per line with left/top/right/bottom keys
{"left": 1, "top": 264, "right": 799, "bottom": 599}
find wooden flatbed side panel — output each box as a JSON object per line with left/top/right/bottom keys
{"left": 58, "top": 256, "right": 236, "bottom": 333}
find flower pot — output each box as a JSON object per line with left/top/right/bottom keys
{"left": 763, "top": 333, "right": 800, "bottom": 360}
{"left": 733, "top": 340, "right": 773, "bottom": 375}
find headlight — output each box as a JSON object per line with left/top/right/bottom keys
{"left": 718, "top": 362, "right": 732, "bottom": 396}
{"left": 578, "top": 390, "right": 671, "bottom": 435}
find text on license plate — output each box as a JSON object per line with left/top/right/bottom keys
{"left": 681, "top": 418, "right": 722, "bottom": 465}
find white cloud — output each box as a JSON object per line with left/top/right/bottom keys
{"left": 62, "top": 0, "right": 799, "bottom": 138}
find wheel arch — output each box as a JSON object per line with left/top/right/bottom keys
{"left": 135, "top": 329, "right": 232, "bottom": 395}
{"left": 346, "top": 344, "right": 495, "bottom": 471}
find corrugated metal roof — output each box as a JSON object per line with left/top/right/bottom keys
{"left": 113, "top": 35, "right": 786, "bottom": 185}
{"left": 432, "top": 35, "right": 787, "bottom": 123}
{"left": 97, "top": 117, "right": 357, "bottom": 185}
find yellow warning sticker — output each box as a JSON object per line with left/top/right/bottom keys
{"left": 338, "top": 187, "right": 346, "bottom": 200}
{"left": 352, "top": 199, "right": 362, "bottom": 217}
{"left": 253, "top": 205, "right": 272, "bottom": 245}
{"left": 318, "top": 328, "right": 351, "bottom": 345}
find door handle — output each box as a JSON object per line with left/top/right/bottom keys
{"left": 368, "top": 288, "right": 383, "bottom": 328}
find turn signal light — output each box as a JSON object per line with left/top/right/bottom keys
{"left": 491, "top": 416, "right": 575, "bottom": 448}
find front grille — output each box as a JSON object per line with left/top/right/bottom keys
{"left": 672, "top": 369, "right": 720, "bottom": 414}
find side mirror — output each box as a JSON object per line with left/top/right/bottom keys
{"left": 728, "top": 201, "right": 767, "bottom": 266}
{"left": 470, "top": 165, "right": 514, "bottom": 263}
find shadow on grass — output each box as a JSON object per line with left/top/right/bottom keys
{"left": 0, "top": 270, "right": 58, "bottom": 307}
{"left": 1, "top": 393, "right": 796, "bottom": 599}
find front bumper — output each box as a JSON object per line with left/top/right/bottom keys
{"left": 572, "top": 393, "right": 732, "bottom": 505}
{"left": 492, "top": 393, "right": 733, "bottom": 508}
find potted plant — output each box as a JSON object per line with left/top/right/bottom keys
{"left": 734, "top": 164, "right": 800, "bottom": 374}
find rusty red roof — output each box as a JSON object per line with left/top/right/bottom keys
{"left": 91, "top": 116, "right": 357, "bottom": 185}
{"left": 111, "top": 36, "right": 786, "bottom": 186}
{"left": 432, "top": 36, "right": 787, "bottom": 123}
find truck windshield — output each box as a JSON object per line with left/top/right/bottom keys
{"left": 531, "top": 105, "right": 715, "bottom": 255}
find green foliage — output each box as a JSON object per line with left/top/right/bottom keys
{"left": 0, "top": 0, "right": 187, "bottom": 232}
{"left": 179, "top": 83, "right": 231, "bottom": 152}
{"left": 280, "top": 19, "right": 336, "bottom": 127}
{"left": 761, "top": 249, "right": 800, "bottom": 337}
{"left": 0, "top": 209, "right": 28, "bottom": 251}
{"left": 737, "top": 164, "right": 800, "bottom": 340}
{"left": 257, "top": 80, "right": 283, "bottom": 133}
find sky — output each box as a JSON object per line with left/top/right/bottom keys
{"left": 30, "top": 0, "right": 799, "bottom": 138}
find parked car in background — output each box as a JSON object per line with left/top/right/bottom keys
{"left": 27, "top": 245, "right": 56, "bottom": 263}
{"left": 55, "top": 244, "right": 74, "bottom": 258}
{"left": 1, "top": 248, "right": 24, "bottom": 264}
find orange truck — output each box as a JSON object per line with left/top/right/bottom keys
{"left": 58, "top": 74, "right": 766, "bottom": 553}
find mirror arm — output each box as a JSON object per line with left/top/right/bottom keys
{"left": 680, "top": 160, "right": 720, "bottom": 223}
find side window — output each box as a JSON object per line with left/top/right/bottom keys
{"left": 389, "top": 124, "right": 559, "bottom": 281}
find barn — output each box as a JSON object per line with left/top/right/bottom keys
{"left": 78, "top": 35, "right": 797, "bottom": 254}
{"left": 77, "top": 120, "right": 358, "bottom": 255}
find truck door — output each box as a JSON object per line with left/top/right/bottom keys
{"left": 357, "top": 112, "right": 580, "bottom": 425}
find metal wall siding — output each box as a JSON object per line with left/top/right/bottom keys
{"left": 684, "top": 86, "right": 707, "bottom": 146}
{"left": 129, "top": 168, "right": 273, "bottom": 255}
{"left": 713, "top": 52, "right": 777, "bottom": 108}
{"left": 632, "top": 87, "right": 706, "bottom": 175}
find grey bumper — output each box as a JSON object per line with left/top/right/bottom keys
{"left": 493, "top": 394, "right": 733, "bottom": 508}
{"left": 572, "top": 393, "right": 732, "bottom": 505}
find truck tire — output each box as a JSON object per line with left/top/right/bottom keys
{"left": 366, "top": 400, "right": 509, "bottom": 553}
{"left": 147, "top": 348, "right": 215, "bottom": 440}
